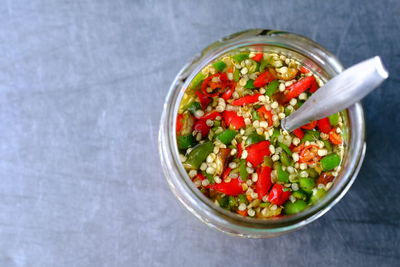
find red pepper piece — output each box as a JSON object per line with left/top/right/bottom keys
{"left": 193, "top": 119, "right": 210, "bottom": 136}
{"left": 317, "top": 118, "right": 332, "bottom": 134}
{"left": 329, "top": 130, "right": 342, "bottom": 145}
{"left": 267, "top": 184, "right": 291, "bottom": 206}
{"left": 257, "top": 106, "right": 273, "bottom": 126}
{"left": 222, "top": 167, "right": 232, "bottom": 180}
{"left": 299, "top": 66, "right": 310, "bottom": 73}
{"left": 176, "top": 114, "right": 183, "bottom": 133}
{"left": 256, "top": 166, "right": 272, "bottom": 200}
{"left": 223, "top": 110, "right": 246, "bottom": 130}
{"left": 201, "top": 74, "right": 220, "bottom": 97}
{"left": 301, "top": 120, "right": 317, "bottom": 130}
{"left": 251, "top": 52, "right": 263, "bottom": 62}
{"left": 199, "top": 111, "right": 221, "bottom": 121}
{"left": 237, "top": 143, "right": 243, "bottom": 159}
{"left": 254, "top": 71, "right": 275, "bottom": 88}
{"left": 201, "top": 73, "right": 233, "bottom": 97}
{"left": 221, "top": 86, "right": 235, "bottom": 100}
{"left": 285, "top": 76, "right": 316, "bottom": 101}
{"left": 195, "top": 91, "right": 211, "bottom": 110}
{"left": 292, "top": 128, "right": 304, "bottom": 139}
{"left": 208, "top": 177, "right": 243, "bottom": 196}
{"left": 195, "top": 173, "right": 206, "bottom": 180}
{"left": 309, "top": 77, "right": 319, "bottom": 93}
{"left": 289, "top": 144, "right": 296, "bottom": 151}
{"left": 246, "top": 140, "right": 271, "bottom": 167}
{"left": 231, "top": 94, "right": 261, "bottom": 106}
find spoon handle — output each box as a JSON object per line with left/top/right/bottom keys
{"left": 281, "top": 56, "right": 389, "bottom": 132}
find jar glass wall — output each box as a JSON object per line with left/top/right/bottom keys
{"left": 159, "top": 29, "right": 366, "bottom": 238}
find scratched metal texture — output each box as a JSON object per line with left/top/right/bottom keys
{"left": 0, "top": 0, "right": 399, "bottom": 266}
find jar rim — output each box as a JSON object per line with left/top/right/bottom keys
{"left": 159, "top": 29, "right": 366, "bottom": 237}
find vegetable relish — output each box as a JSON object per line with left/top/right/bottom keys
{"left": 176, "top": 49, "right": 344, "bottom": 218}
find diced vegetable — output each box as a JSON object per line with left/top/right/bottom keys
{"left": 232, "top": 53, "right": 249, "bottom": 62}
{"left": 246, "top": 133, "right": 265, "bottom": 145}
{"left": 187, "top": 101, "right": 201, "bottom": 114}
{"left": 251, "top": 52, "right": 263, "bottom": 62}
{"left": 284, "top": 200, "right": 308, "bottom": 215}
{"left": 310, "top": 188, "right": 327, "bottom": 204}
{"left": 177, "top": 134, "right": 195, "bottom": 150}
{"left": 190, "top": 72, "right": 205, "bottom": 89}
{"left": 231, "top": 94, "right": 261, "bottom": 106}
{"left": 246, "top": 140, "right": 271, "bottom": 167}
{"left": 320, "top": 153, "right": 341, "bottom": 171}
{"left": 216, "top": 129, "right": 237, "bottom": 144}
{"left": 278, "top": 142, "right": 292, "bottom": 156}
{"left": 239, "top": 159, "right": 248, "bottom": 180}
{"left": 256, "top": 166, "right": 272, "bottom": 199}
{"left": 267, "top": 184, "right": 291, "bottom": 206}
{"left": 254, "top": 71, "right": 275, "bottom": 88}
{"left": 184, "top": 142, "right": 214, "bottom": 169}
{"left": 208, "top": 177, "right": 243, "bottom": 196}
{"left": 244, "top": 79, "right": 255, "bottom": 89}
{"left": 223, "top": 111, "right": 246, "bottom": 130}
{"left": 317, "top": 118, "right": 332, "bottom": 134}
{"left": 212, "top": 61, "right": 227, "bottom": 72}
{"left": 265, "top": 80, "right": 279, "bottom": 96}
{"left": 285, "top": 76, "right": 316, "bottom": 101}
{"left": 299, "top": 178, "right": 315, "bottom": 193}
{"left": 329, "top": 113, "right": 340, "bottom": 126}
{"left": 277, "top": 166, "right": 289, "bottom": 183}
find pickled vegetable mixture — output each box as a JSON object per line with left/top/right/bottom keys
{"left": 176, "top": 49, "right": 344, "bottom": 218}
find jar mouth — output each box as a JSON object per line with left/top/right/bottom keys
{"left": 159, "top": 29, "right": 366, "bottom": 236}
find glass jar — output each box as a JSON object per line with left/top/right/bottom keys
{"left": 159, "top": 29, "right": 366, "bottom": 238}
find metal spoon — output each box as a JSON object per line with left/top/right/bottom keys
{"left": 281, "top": 56, "right": 389, "bottom": 132}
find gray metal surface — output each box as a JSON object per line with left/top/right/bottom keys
{"left": 0, "top": 1, "right": 399, "bottom": 266}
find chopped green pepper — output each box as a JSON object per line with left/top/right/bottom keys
{"left": 263, "top": 156, "right": 273, "bottom": 168}
{"left": 177, "top": 134, "right": 196, "bottom": 150}
{"left": 259, "top": 57, "right": 273, "bottom": 72}
{"left": 228, "top": 196, "right": 238, "bottom": 209}
{"left": 233, "top": 69, "right": 240, "bottom": 82}
{"left": 238, "top": 194, "right": 248, "bottom": 204}
{"left": 270, "top": 129, "right": 280, "bottom": 144}
{"left": 244, "top": 79, "right": 255, "bottom": 89}
{"left": 278, "top": 142, "right": 292, "bottom": 156}
{"left": 205, "top": 173, "right": 215, "bottom": 184}
{"left": 219, "top": 196, "right": 230, "bottom": 209}
{"left": 232, "top": 53, "right": 249, "bottom": 62}
{"left": 246, "top": 133, "right": 265, "bottom": 145}
{"left": 306, "top": 168, "right": 319, "bottom": 179}
{"left": 284, "top": 200, "right": 308, "bottom": 215}
{"left": 187, "top": 101, "right": 201, "bottom": 115}
{"left": 329, "top": 113, "right": 339, "bottom": 126}
{"left": 189, "top": 72, "right": 205, "bottom": 89}
{"left": 265, "top": 80, "right": 279, "bottom": 96}
{"left": 320, "top": 153, "right": 341, "bottom": 171}
{"left": 184, "top": 142, "right": 214, "bottom": 169}
{"left": 252, "top": 110, "right": 260, "bottom": 120}
{"left": 299, "top": 177, "right": 315, "bottom": 193}
{"left": 216, "top": 129, "right": 237, "bottom": 144}
{"left": 310, "top": 188, "right": 327, "bottom": 204}
{"left": 280, "top": 151, "right": 292, "bottom": 167}
{"left": 292, "top": 190, "right": 308, "bottom": 201}
{"left": 277, "top": 166, "right": 289, "bottom": 183}
{"left": 212, "top": 61, "right": 227, "bottom": 72}
{"left": 322, "top": 140, "right": 332, "bottom": 152}
{"left": 239, "top": 159, "right": 249, "bottom": 181}
{"left": 284, "top": 106, "right": 293, "bottom": 116}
